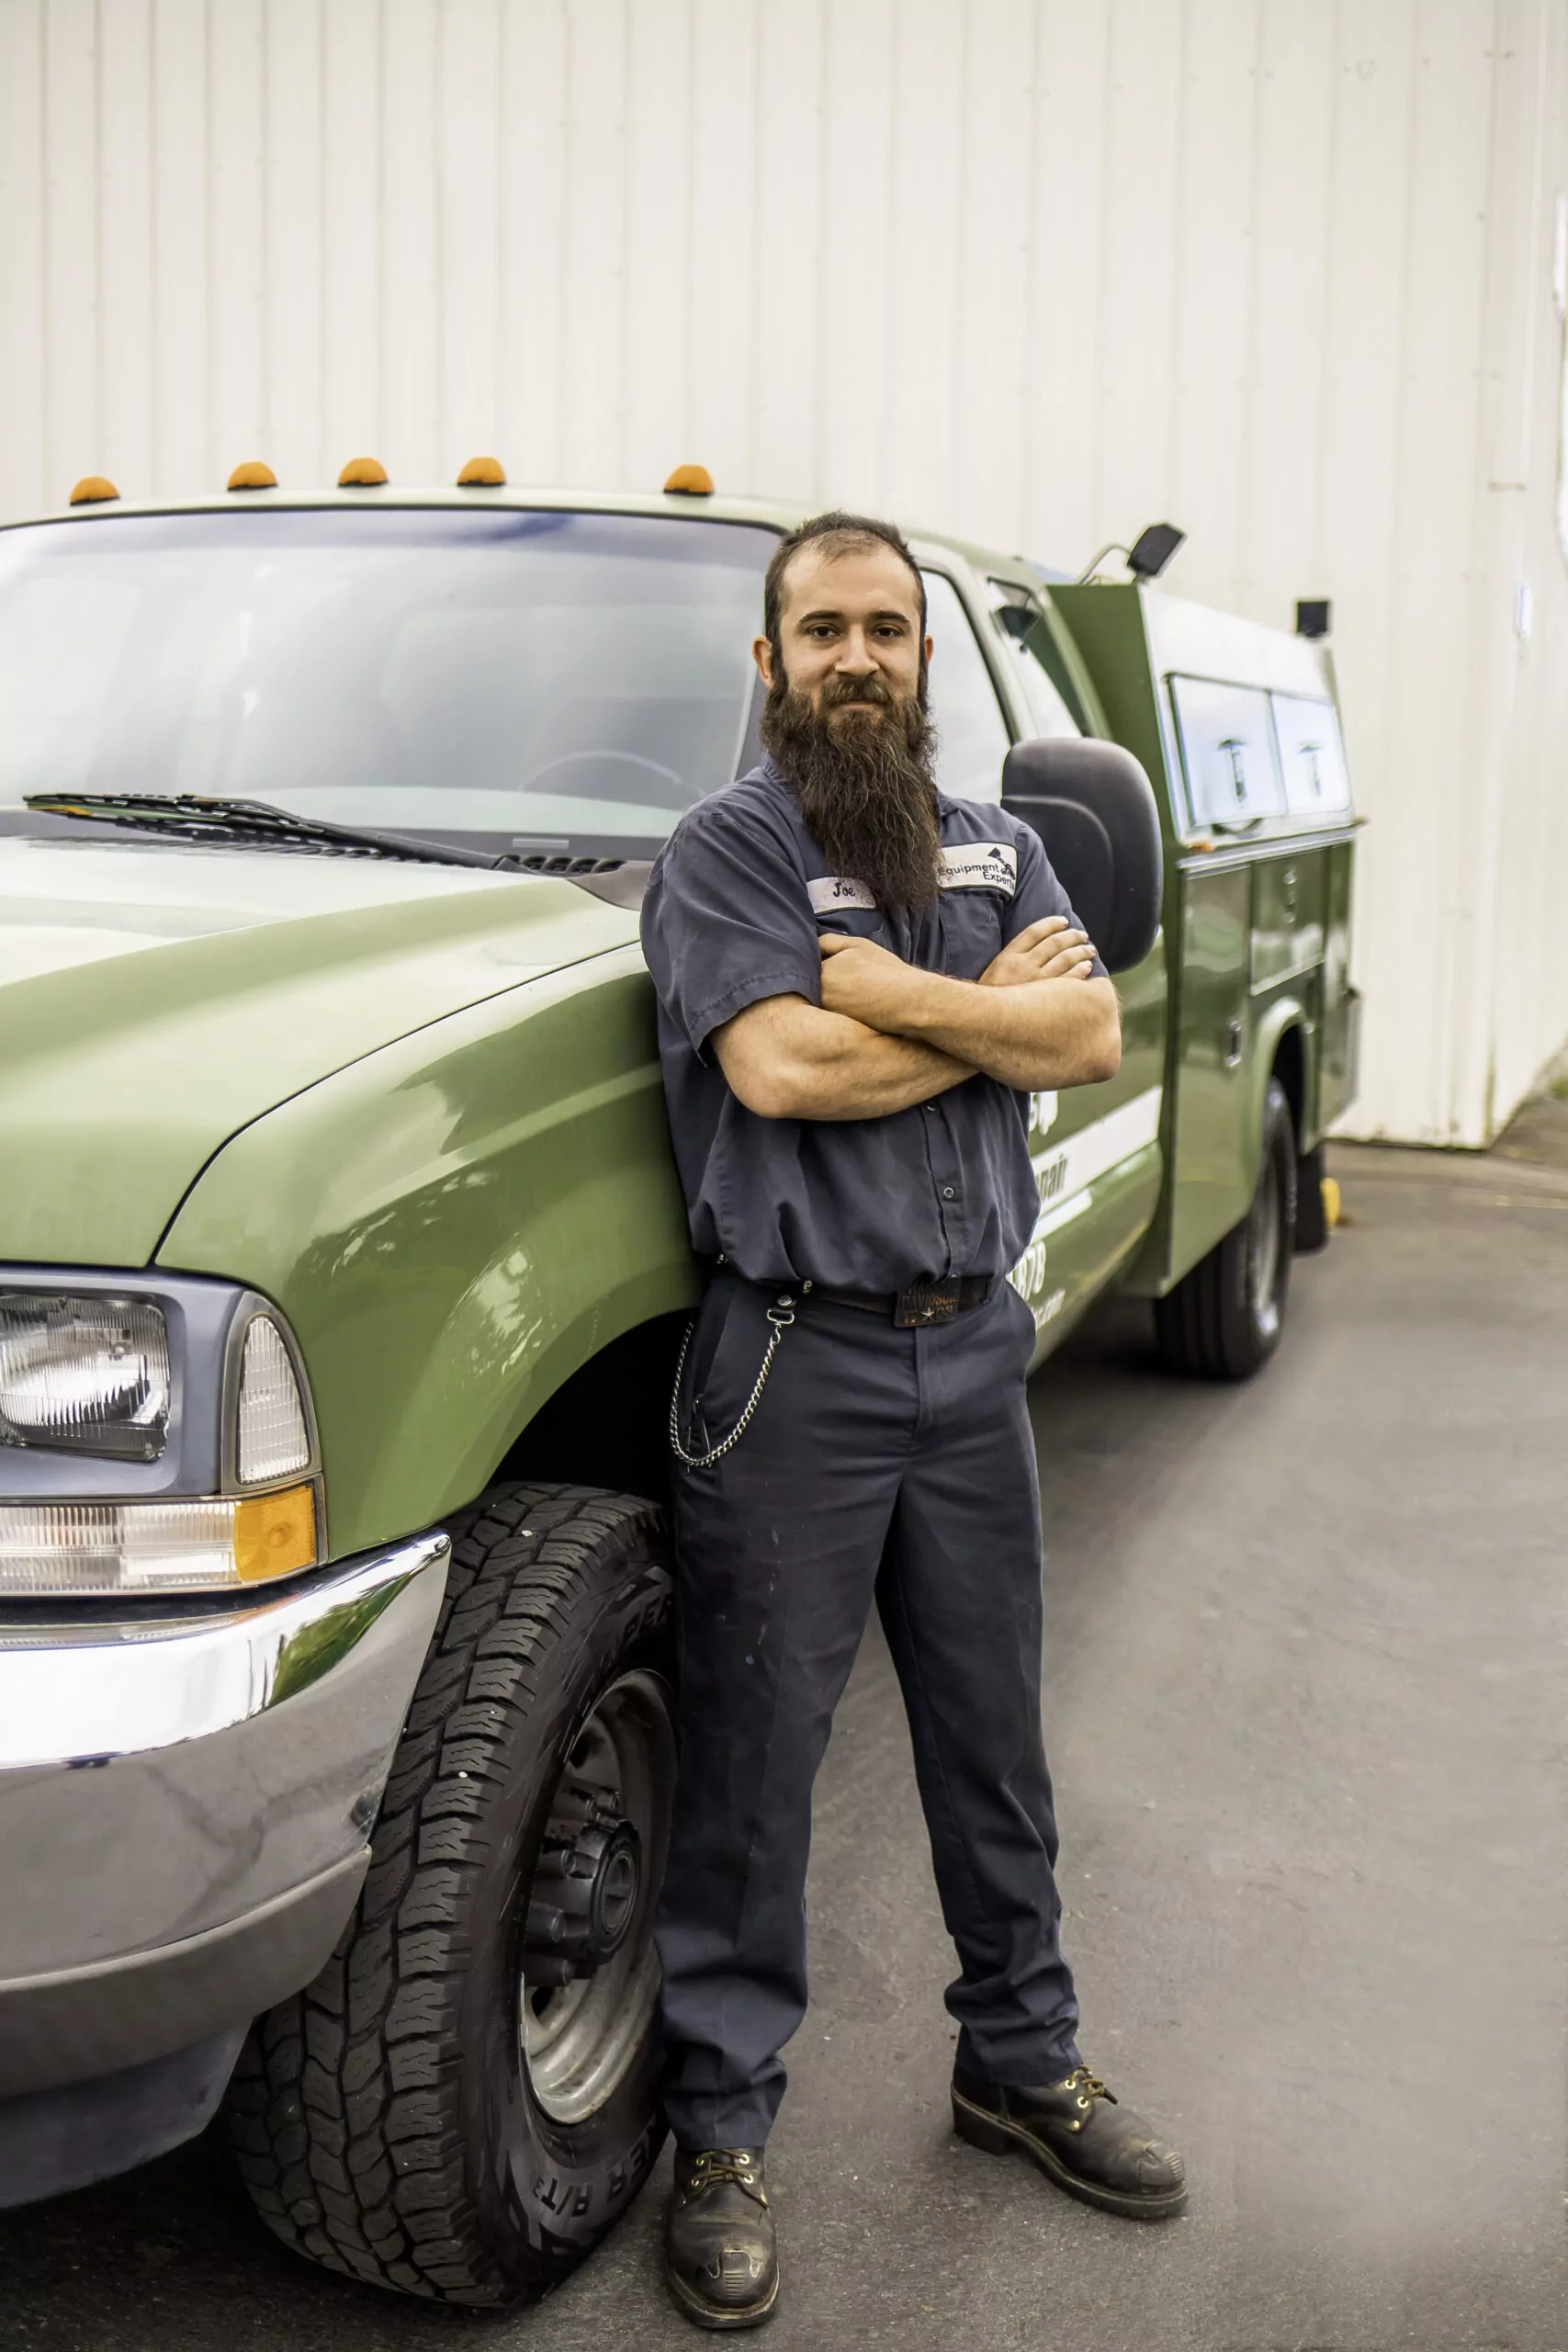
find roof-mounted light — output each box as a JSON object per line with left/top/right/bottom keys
{"left": 457, "top": 455, "right": 506, "bottom": 487}
{"left": 338, "top": 456, "right": 389, "bottom": 487}
{"left": 227, "top": 460, "right": 277, "bottom": 492}
{"left": 1076, "top": 520, "right": 1186, "bottom": 585}
{"left": 663, "top": 463, "right": 714, "bottom": 496}
{"left": 69, "top": 476, "right": 119, "bottom": 506}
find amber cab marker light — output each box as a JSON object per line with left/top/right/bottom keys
{"left": 457, "top": 455, "right": 506, "bottom": 487}
{"left": 228, "top": 460, "right": 277, "bottom": 492}
{"left": 338, "top": 456, "right": 389, "bottom": 487}
{"left": 69, "top": 475, "right": 119, "bottom": 506}
{"left": 664, "top": 463, "right": 715, "bottom": 495}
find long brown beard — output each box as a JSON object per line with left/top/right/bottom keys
{"left": 761, "top": 668, "right": 942, "bottom": 912}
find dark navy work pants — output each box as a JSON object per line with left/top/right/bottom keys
{"left": 657, "top": 1269, "right": 1082, "bottom": 2153}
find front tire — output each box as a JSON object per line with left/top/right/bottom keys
{"left": 226, "top": 1483, "right": 674, "bottom": 2306}
{"left": 1154, "top": 1077, "right": 1297, "bottom": 1380}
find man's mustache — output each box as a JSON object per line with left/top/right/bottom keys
{"left": 818, "top": 673, "right": 897, "bottom": 709}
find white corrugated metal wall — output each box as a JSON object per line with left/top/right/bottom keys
{"left": 2, "top": 0, "right": 1566, "bottom": 1143}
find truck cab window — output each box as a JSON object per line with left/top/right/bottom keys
{"left": 986, "top": 579, "right": 1081, "bottom": 741}
{"left": 920, "top": 570, "right": 1011, "bottom": 802}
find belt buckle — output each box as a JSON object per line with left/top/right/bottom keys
{"left": 895, "top": 1281, "right": 961, "bottom": 1328}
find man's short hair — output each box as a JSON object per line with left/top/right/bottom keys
{"left": 762, "top": 510, "right": 927, "bottom": 655}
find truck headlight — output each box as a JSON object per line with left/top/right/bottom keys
{"left": 0, "top": 1295, "right": 172, "bottom": 1460}
{"left": 0, "top": 1485, "right": 319, "bottom": 1597}
{"left": 0, "top": 1274, "right": 325, "bottom": 1596}
{"left": 236, "top": 1316, "right": 312, "bottom": 1484}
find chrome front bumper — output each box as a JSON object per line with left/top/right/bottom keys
{"left": 0, "top": 1530, "right": 448, "bottom": 2099}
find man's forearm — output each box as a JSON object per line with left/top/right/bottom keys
{"left": 715, "top": 999, "right": 975, "bottom": 1121}
{"left": 896, "top": 971, "right": 1121, "bottom": 1089}
{"left": 788, "top": 1021, "right": 976, "bottom": 1120}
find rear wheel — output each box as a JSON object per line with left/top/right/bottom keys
{"left": 1154, "top": 1077, "right": 1297, "bottom": 1380}
{"left": 226, "top": 1483, "right": 674, "bottom": 2306}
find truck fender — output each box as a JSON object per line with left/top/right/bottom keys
{"left": 1247, "top": 997, "right": 1313, "bottom": 1171}
{"left": 158, "top": 956, "right": 697, "bottom": 1561}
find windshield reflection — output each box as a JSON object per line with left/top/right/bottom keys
{"left": 0, "top": 509, "right": 777, "bottom": 857}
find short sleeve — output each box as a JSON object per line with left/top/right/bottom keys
{"left": 1004, "top": 817, "right": 1111, "bottom": 981}
{"left": 641, "top": 803, "right": 824, "bottom": 1057}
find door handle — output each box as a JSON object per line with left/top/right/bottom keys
{"left": 1224, "top": 1018, "right": 1243, "bottom": 1068}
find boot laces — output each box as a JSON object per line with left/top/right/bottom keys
{"left": 687, "top": 2149, "right": 767, "bottom": 2204}
{"left": 1063, "top": 2068, "right": 1118, "bottom": 2112}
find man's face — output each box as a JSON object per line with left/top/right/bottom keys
{"left": 753, "top": 542, "right": 933, "bottom": 715}
{"left": 754, "top": 537, "right": 943, "bottom": 911}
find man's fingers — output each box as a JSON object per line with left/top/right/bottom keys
{"left": 1008, "top": 926, "right": 1087, "bottom": 974}
{"left": 1039, "top": 944, "right": 1098, "bottom": 981}
{"left": 818, "top": 933, "right": 853, "bottom": 956}
{"left": 1021, "top": 933, "right": 1088, "bottom": 974}
{"left": 1012, "top": 915, "right": 1072, "bottom": 949}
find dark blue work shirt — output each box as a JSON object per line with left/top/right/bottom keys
{"left": 640, "top": 757, "right": 1105, "bottom": 1292}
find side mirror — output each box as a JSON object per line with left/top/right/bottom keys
{"left": 1000, "top": 737, "right": 1163, "bottom": 976}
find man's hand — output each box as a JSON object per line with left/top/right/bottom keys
{"left": 979, "top": 915, "right": 1098, "bottom": 989}
{"left": 817, "top": 929, "right": 1119, "bottom": 1091}
{"left": 817, "top": 933, "right": 931, "bottom": 1030}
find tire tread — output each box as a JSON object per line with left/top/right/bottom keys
{"left": 226, "top": 1482, "right": 669, "bottom": 2307}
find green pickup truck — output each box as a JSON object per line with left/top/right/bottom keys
{"left": 0, "top": 470, "right": 1357, "bottom": 2303}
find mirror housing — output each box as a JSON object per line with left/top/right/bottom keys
{"left": 1000, "top": 738, "right": 1164, "bottom": 976}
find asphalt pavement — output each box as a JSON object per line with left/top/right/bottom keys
{"left": 5, "top": 1113, "right": 1567, "bottom": 2352}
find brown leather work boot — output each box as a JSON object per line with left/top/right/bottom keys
{"left": 952, "top": 2064, "right": 1188, "bottom": 2220}
{"left": 664, "top": 2146, "right": 779, "bottom": 2329}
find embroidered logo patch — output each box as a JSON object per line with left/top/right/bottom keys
{"left": 939, "top": 841, "right": 1018, "bottom": 894}
{"left": 807, "top": 875, "right": 877, "bottom": 912}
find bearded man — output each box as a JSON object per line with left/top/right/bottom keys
{"left": 640, "top": 512, "right": 1186, "bottom": 2331}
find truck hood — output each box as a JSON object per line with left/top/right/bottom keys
{"left": 0, "top": 835, "right": 640, "bottom": 1266}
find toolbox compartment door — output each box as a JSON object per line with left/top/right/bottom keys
{"left": 1165, "top": 861, "right": 1256, "bottom": 1281}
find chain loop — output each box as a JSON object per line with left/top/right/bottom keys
{"left": 669, "top": 1296, "right": 795, "bottom": 1472}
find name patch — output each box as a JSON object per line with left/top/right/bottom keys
{"left": 938, "top": 842, "right": 1018, "bottom": 895}
{"left": 807, "top": 875, "right": 877, "bottom": 913}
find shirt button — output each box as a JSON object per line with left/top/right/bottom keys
{"left": 942, "top": 1186, "right": 956, "bottom": 1200}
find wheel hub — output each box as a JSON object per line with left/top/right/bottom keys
{"left": 524, "top": 1775, "right": 643, "bottom": 1985}
{"left": 519, "top": 1668, "right": 674, "bottom": 2125}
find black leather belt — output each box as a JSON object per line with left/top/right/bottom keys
{"left": 810, "top": 1277, "right": 998, "bottom": 1328}
{"left": 708, "top": 1261, "right": 998, "bottom": 1329}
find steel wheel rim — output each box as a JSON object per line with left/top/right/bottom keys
{"left": 1249, "top": 1148, "right": 1283, "bottom": 1341}
{"left": 519, "top": 1668, "right": 674, "bottom": 2125}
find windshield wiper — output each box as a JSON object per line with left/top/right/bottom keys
{"left": 24, "top": 791, "right": 513, "bottom": 870}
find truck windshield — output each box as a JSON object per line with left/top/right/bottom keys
{"left": 0, "top": 508, "right": 779, "bottom": 858}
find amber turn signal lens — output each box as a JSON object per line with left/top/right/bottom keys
{"left": 69, "top": 475, "right": 119, "bottom": 505}
{"left": 457, "top": 454, "right": 506, "bottom": 486}
{"left": 663, "top": 463, "right": 714, "bottom": 495}
{"left": 227, "top": 459, "right": 277, "bottom": 491}
{"left": 233, "top": 1483, "right": 319, "bottom": 1584}
{"left": 338, "top": 456, "right": 389, "bottom": 487}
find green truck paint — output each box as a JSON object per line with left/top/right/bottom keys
{"left": 0, "top": 489, "right": 1358, "bottom": 1561}
{"left": 0, "top": 485, "right": 1357, "bottom": 2270}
